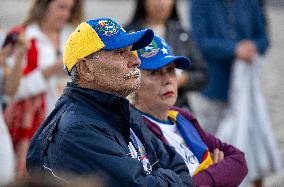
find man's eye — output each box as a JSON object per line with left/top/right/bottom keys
{"left": 150, "top": 71, "right": 160, "bottom": 76}
{"left": 115, "top": 49, "right": 124, "bottom": 55}
{"left": 118, "top": 50, "right": 125, "bottom": 55}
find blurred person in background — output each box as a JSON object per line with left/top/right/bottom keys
{"left": 129, "top": 35, "right": 248, "bottom": 186}
{"left": 190, "top": 0, "right": 268, "bottom": 135}
{"left": 0, "top": 32, "right": 28, "bottom": 185}
{"left": 3, "top": 0, "right": 85, "bottom": 178}
{"left": 190, "top": 0, "right": 281, "bottom": 186}
{"left": 125, "top": 0, "right": 208, "bottom": 110}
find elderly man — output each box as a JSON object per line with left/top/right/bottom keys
{"left": 26, "top": 18, "right": 192, "bottom": 186}
{"left": 130, "top": 35, "right": 248, "bottom": 186}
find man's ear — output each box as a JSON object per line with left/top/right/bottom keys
{"left": 77, "top": 58, "right": 95, "bottom": 81}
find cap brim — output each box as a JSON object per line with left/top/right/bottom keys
{"left": 104, "top": 29, "right": 154, "bottom": 50}
{"left": 140, "top": 55, "right": 191, "bottom": 70}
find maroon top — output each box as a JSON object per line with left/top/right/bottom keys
{"left": 143, "top": 106, "right": 248, "bottom": 187}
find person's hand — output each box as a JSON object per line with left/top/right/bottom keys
{"left": 1, "top": 32, "right": 29, "bottom": 97}
{"left": 14, "top": 32, "right": 29, "bottom": 59}
{"left": 0, "top": 43, "right": 14, "bottom": 66}
{"left": 0, "top": 32, "right": 29, "bottom": 66}
{"left": 211, "top": 148, "right": 224, "bottom": 164}
{"left": 235, "top": 40, "right": 257, "bottom": 63}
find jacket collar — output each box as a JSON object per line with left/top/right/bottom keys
{"left": 63, "top": 83, "right": 131, "bottom": 131}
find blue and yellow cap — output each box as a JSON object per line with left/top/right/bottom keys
{"left": 63, "top": 18, "right": 154, "bottom": 72}
{"left": 138, "top": 35, "right": 191, "bottom": 70}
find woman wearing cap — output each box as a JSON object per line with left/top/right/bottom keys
{"left": 3, "top": 0, "right": 84, "bottom": 178}
{"left": 130, "top": 35, "right": 248, "bottom": 186}
{"left": 125, "top": 0, "right": 208, "bottom": 109}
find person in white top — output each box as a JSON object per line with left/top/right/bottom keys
{"left": 2, "top": 0, "right": 85, "bottom": 178}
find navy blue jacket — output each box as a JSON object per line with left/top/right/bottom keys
{"left": 26, "top": 83, "right": 192, "bottom": 187}
{"left": 191, "top": 0, "right": 268, "bottom": 101}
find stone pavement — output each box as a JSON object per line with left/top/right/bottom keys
{"left": 261, "top": 6, "right": 284, "bottom": 187}
{"left": 0, "top": 1, "right": 284, "bottom": 186}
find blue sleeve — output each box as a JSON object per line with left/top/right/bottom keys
{"left": 56, "top": 123, "right": 192, "bottom": 187}
{"left": 191, "top": 0, "right": 236, "bottom": 63}
{"left": 250, "top": 0, "right": 269, "bottom": 54}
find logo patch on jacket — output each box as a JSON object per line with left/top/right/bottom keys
{"left": 128, "top": 129, "right": 152, "bottom": 175}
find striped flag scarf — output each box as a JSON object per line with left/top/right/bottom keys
{"left": 167, "top": 110, "right": 213, "bottom": 175}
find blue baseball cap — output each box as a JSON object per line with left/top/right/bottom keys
{"left": 137, "top": 35, "right": 191, "bottom": 70}
{"left": 64, "top": 18, "right": 154, "bottom": 72}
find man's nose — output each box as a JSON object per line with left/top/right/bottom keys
{"left": 128, "top": 52, "right": 141, "bottom": 68}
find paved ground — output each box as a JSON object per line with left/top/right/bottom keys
{"left": 261, "top": 6, "right": 284, "bottom": 187}
{"left": 0, "top": 1, "right": 284, "bottom": 186}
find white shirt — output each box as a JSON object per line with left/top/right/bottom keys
{"left": 144, "top": 115, "right": 200, "bottom": 176}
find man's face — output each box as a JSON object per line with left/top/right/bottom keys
{"left": 137, "top": 63, "right": 177, "bottom": 111}
{"left": 85, "top": 46, "right": 141, "bottom": 97}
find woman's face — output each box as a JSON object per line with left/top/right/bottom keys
{"left": 44, "top": 0, "right": 75, "bottom": 29}
{"left": 144, "top": 0, "right": 175, "bottom": 23}
{"left": 136, "top": 63, "right": 178, "bottom": 112}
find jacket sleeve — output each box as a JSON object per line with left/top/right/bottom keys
{"left": 250, "top": 0, "right": 269, "bottom": 54}
{"left": 151, "top": 139, "right": 193, "bottom": 187}
{"left": 172, "top": 106, "right": 248, "bottom": 186}
{"left": 140, "top": 123, "right": 192, "bottom": 187}
{"left": 192, "top": 119, "right": 248, "bottom": 187}
{"left": 56, "top": 122, "right": 192, "bottom": 187}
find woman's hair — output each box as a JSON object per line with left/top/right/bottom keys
{"left": 23, "top": 0, "right": 85, "bottom": 27}
{"left": 129, "top": 0, "right": 179, "bottom": 23}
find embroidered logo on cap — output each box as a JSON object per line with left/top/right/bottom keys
{"left": 139, "top": 40, "right": 159, "bottom": 58}
{"left": 96, "top": 19, "right": 119, "bottom": 36}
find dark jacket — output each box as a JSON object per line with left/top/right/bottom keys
{"left": 191, "top": 0, "right": 269, "bottom": 101}
{"left": 26, "top": 83, "right": 192, "bottom": 187}
{"left": 142, "top": 106, "right": 248, "bottom": 187}
{"left": 125, "top": 20, "right": 208, "bottom": 109}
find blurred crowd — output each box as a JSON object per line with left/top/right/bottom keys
{"left": 0, "top": 0, "right": 282, "bottom": 187}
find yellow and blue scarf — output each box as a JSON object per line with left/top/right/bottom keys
{"left": 167, "top": 110, "right": 213, "bottom": 175}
